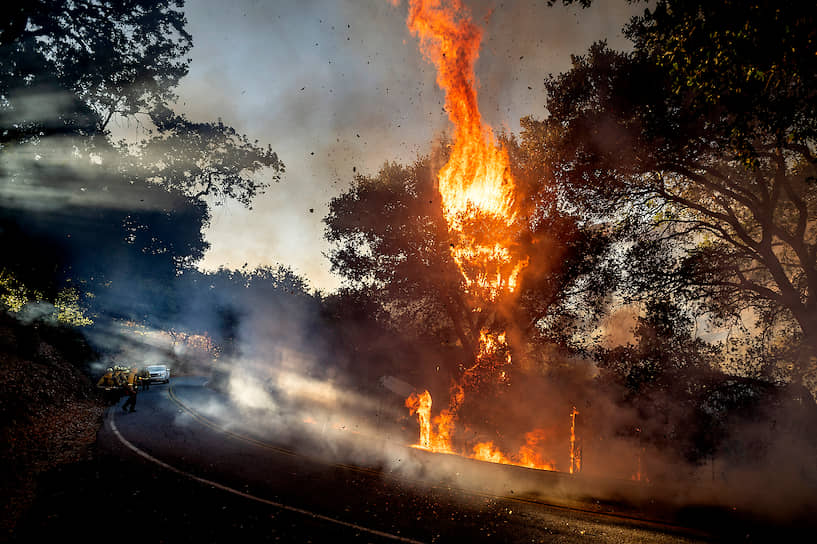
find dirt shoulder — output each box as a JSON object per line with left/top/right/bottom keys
{"left": 0, "top": 314, "right": 106, "bottom": 536}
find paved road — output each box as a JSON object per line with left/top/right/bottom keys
{"left": 90, "top": 375, "right": 724, "bottom": 543}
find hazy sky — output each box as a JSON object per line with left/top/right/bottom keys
{"left": 165, "top": 0, "right": 639, "bottom": 291}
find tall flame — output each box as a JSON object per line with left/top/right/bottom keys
{"left": 407, "top": 0, "right": 527, "bottom": 300}
{"left": 400, "top": 0, "right": 565, "bottom": 474}
{"left": 406, "top": 389, "right": 457, "bottom": 453}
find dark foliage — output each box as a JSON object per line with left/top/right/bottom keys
{"left": 0, "top": 0, "right": 282, "bottom": 335}
{"left": 0, "top": 0, "right": 191, "bottom": 143}
{"left": 324, "top": 150, "right": 617, "bottom": 386}
{"left": 537, "top": 0, "right": 817, "bottom": 383}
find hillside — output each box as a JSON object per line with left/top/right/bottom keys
{"left": 0, "top": 313, "right": 106, "bottom": 534}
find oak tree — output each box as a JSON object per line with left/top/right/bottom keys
{"left": 537, "top": 0, "right": 817, "bottom": 384}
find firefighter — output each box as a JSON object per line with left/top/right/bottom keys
{"left": 121, "top": 367, "right": 138, "bottom": 413}
{"left": 111, "top": 365, "right": 124, "bottom": 387}
{"left": 96, "top": 367, "right": 118, "bottom": 404}
{"left": 112, "top": 366, "right": 128, "bottom": 404}
{"left": 138, "top": 366, "right": 151, "bottom": 391}
{"left": 97, "top": 367, "right": 115, "bottom": 388}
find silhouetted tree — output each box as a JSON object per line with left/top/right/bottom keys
{"left": 324, "top": 149, "right": 616, "bottom": 385}
{"left": 1, "top": 0, "right": 191, "bottom": 143}
{"left": 0, "top": 1, "right": 282, "bottom": 330}
{"left": 537, "top": 0, "right": 817, "bottom": 384}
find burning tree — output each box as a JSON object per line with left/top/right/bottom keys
{"left": 326, "top": 0, "right": 615, "bottom": 471}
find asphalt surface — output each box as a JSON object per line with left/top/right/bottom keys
{"left": 111, "top": 377, "right": 737, "bottom": 542}
{"left": 13, "top": 376, "right": 801, "bottom": 543}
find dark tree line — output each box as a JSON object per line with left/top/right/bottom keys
{"left": 0, "top": 1, "right": 282, "bottom": 336}
{"left": 540, "top": 0, "right": 817, "bottom": 384}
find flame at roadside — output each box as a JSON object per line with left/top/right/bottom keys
{"left": 407, "top": 389, "right": 557, "bottom": 470}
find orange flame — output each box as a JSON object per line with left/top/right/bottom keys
{"left": 400, "top": 0, "right": 562, "bottom": 474}
{"left": 472, "top": 441, "right": 513, "bottom": 465}
{"left": 406, "top": 390, "right": 433, "bottom": 449}
{"left": 409, "top": 389, "right": 557, "bottom": 471}
{"left": 407, "top": 0, "right": 527, "bottom": 300}
{"left": 569, "top": 406, "right": 580, "bottom": 474}
{"left": 518, "top": 429, "right": 556, "bottom": 471}
{"left": 406, "top": 390, "right": 457, "bottom": 453}
{"left": 471, "top": 429, "right": 557, "bottom": 470}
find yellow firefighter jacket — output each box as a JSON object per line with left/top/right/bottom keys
{"left": 125, "top": 370, "right": 138, "bottom": 391}
{"left": 97, "top": 371, "right": 115, "bottom": 388}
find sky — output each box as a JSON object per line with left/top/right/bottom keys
{"left": 160, "top": 0, "right": 641, "bottom": 292}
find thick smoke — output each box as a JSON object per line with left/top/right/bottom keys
{"left": 182, "top": 277, "right": 815, "bottom": 531}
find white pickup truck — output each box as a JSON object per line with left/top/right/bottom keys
{"left": 146, "top": 364, "right": 171, "bottom": 384}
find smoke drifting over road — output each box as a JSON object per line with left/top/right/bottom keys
{"left": 189, "top": 289, "right": 815, "bottom": 530}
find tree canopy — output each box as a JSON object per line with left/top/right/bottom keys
{"left": 0, "top": 0, "right": 283, "bottom": 329}
{"left": 536, "top": 0, "right": 817, "bottom": 385}
{"left": 324, "top": 144, "right": 616, "bottom": 385}
{"left": 1, "top": 0, "right": 191, "bottom": 143}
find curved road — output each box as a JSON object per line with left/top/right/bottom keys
{"left": 100, "top": 376, "right": 713, "bottom": 543}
